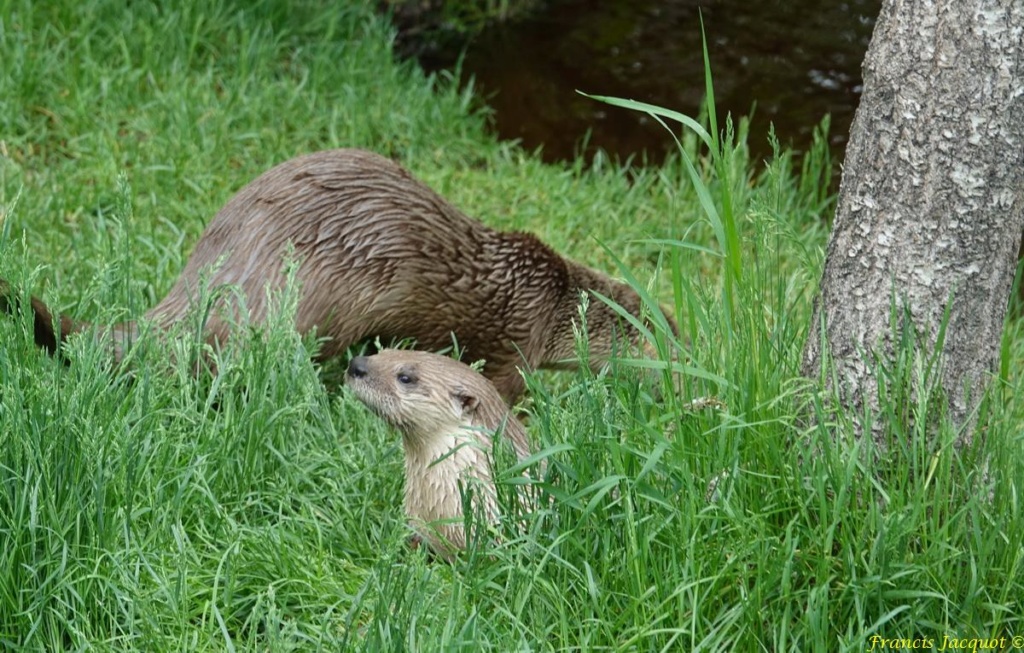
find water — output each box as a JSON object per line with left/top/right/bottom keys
{"left": 414, "top": 0, "right": 881, "bottom": 165}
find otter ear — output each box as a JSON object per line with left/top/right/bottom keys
{"left": 450, "top": 387, "right": 479, "bottom": 417}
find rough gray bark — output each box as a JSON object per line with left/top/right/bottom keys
{"left": 802, "top": 0, "right": 1024, "bottom": 446}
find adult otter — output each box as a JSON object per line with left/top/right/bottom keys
{"left": 346, "top": 348, "right": 536, "bottom": 560}
{"left": 2, "top": 149, "right": 676, "bottom": 401}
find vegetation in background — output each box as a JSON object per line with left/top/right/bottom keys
{"left": 1, "top": 0, "right": 1021, "bottom": 650}
{"left": 383, "top": 0, "right": 543, "bottom": 59}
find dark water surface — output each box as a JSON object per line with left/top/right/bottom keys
{"left": 416, "top": 0, "right": 881, "bottom": 165}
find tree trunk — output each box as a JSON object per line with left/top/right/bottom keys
{"left": 802, "top": 0, "right": 1024, "bottom": 447}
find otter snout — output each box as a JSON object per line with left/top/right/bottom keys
{"left": 347, "top": 355, "right": 370, "bottom": 380}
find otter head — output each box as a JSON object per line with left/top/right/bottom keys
{"left": 346, "top": 349, "right": 517, "bottom": 558}
{"left": 542, "top": 261, "right": 680, "bottom": 371}
{"left": 345, "top": 349, "right": 497, "bottom": 448}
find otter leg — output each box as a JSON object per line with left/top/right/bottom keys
{"left": 488, "top": 368, "right": 524, "bottom": 404}
{"left": 483, "top": 352, "right": 536, "bottom": 404}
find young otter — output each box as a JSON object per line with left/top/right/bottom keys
{"left": 346, "top": 348, "right": 535, "bottom": 560}
{"left": 3, "top": 148, "right": 676, "bottom": 401}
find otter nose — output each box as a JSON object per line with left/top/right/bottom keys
{"left": 347, "top": 356, "right": 369, "bottom": 379}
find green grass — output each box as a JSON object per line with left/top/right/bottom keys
{"left": 1, "top": 0, "right": 1022, "bottom": 650}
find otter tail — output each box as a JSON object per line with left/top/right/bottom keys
{"left": 0, "top": 279, "right": 86, "bottom": 361}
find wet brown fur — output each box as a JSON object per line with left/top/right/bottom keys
{"left": 0, "top": 279, "right": 83, "bottom": 361}
{"left": 1, "top": 149, "right": 676, "bottom": 401}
